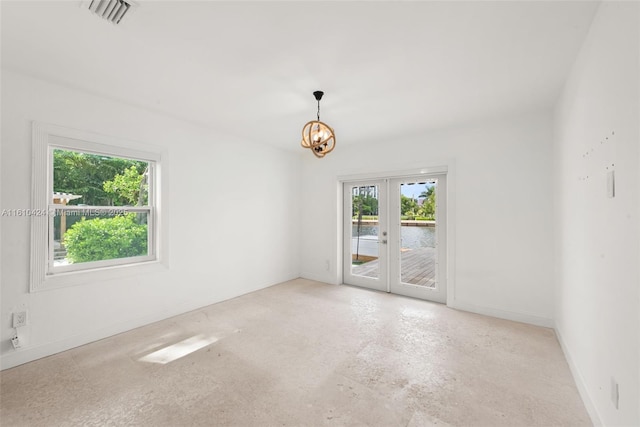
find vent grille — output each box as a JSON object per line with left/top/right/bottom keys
{"left": 87, "top": 0, "right": 133, "bottom": 24}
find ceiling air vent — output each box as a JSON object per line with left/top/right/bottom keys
{"left": 86, "top": 0, "right": 133, "bottom": 25}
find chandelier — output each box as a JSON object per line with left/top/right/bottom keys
{"left": 301, "top": 91, "right": 336, "bottom": 158}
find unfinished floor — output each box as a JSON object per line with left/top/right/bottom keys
{"left": 0, "top": 279, "right": 590, "bottom": 426}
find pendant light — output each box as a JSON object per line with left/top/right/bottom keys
{"left": 301, "top": 91, "right": 336, "bottom": 158}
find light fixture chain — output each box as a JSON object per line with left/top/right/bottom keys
{"left": 317, "top": 99, "right": 320, "bottom": 121}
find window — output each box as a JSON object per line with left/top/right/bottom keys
{"left": 31, "top": 122, "right": 163, "bottom": 291}
{"left": 51, "top": 148, "right": 154, "bottom": 271}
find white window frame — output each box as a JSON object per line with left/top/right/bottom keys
{"left": 30, "top": 122, "right": 164, "bottom": 292}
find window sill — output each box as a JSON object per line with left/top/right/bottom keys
{"left": 35, "top": 259, "right": 168, "bottom": 292}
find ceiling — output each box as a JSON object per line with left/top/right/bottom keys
{"left": 1, "top": 1, "right": 600, "bottom": 151}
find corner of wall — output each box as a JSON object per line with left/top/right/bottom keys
{"left": 554, "top": 323, "right": 603, "bottom": 426}
{"left": 551, "top": 1, "right": 640, "bottom": 425}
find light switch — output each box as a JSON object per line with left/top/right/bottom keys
{"left": 607, "top": 170, "right": 615, "bottom": 198}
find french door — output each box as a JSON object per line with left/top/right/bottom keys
{"left": 343, "top": 175, "right": 447, "bottom": 303}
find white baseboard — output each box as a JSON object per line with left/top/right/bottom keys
{"left": 447, "top": 300, "right": 554, "bottom": 328}
{"left": 300, "top": 271, "right": 338, "bottom": 285}
{"left": 554, "top": 324, "right": 602, "bottom": 426}
{"left": 299, "top": 278, "right": 553, "bottom": 328}
{"left": 0, "top": 299, "right": 203, "bottom": 371}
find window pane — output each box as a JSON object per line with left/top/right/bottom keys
{"left": 53, "top": 149, "right": 149, "bottom": 207}
{"left": 399, "top": 180, "right": 437, "bottom": 288}
{"left": 54, "top": 210, "right": 148, "bottom": 266}
{"left": 350, "top": 185, "right": 380, "bottom": 279}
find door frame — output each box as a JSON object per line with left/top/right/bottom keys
{"left": 342, "top": 180, "right": 388, "bottom": 292}
{"left": 337, "top": 165, "right": 455, "bottom": 306}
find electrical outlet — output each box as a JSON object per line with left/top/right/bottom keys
{"left": 12, "top": 311, "right": 27, "bottom": 328}
{"left": 611, "top": 377, "right": 619, "bottom": 409}
{"left": 11, "top": 335, "right": 21, "bottom": 349}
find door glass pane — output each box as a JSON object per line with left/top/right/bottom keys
{"left": 350, "top": 184, "right": 379, "bottom": 279}
{"left": 399, "top": 180, "right": 437, "bottom": 287}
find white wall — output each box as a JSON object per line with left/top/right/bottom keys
{"left": 553, "top": 2, "right": 640, "bottom": 425}
{"left": 0, "top": 70, "right": 301, "bottom": 369}
{"left": 299, "top": 110, "right": 555, "bottom": 327}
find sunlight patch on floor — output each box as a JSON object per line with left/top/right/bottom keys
{"left": 139, "top": 334, "right": 218, "bottom": 364}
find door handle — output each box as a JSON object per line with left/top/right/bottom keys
{"left": 381, "top": 240, "right": 387, "bottom": 244}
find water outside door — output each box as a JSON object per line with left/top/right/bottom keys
{"left": 343, "top": 175, "right": 446, "bottom": 303}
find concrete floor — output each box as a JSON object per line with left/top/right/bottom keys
{"left": 0, "top": 279, "right": 590, "bottom": 426}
